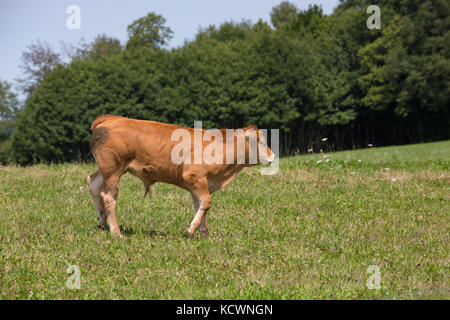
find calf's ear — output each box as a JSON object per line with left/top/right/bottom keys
{"left": 243, "top": 125, "right": 259, "bottom": 140}
{"left": 245, "top": 124, "right": 258, "bottom": 131}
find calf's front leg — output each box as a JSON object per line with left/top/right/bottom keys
{"left": 190, "top": 193, "right": 210, "bottom": 238}
{"left": 186, "top": 183, "right": 211, "bottom": 238}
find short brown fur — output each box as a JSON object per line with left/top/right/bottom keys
{"left": 90, "top": 127, "right": 109, "bottom": 149}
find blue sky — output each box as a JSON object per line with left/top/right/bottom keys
{"left": 0, "top": 0, "right": 340, "bottom": 89}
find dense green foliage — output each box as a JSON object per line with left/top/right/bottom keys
{"left": 9, "top": 0, "right": 450, "bottom": 164}
{"left": 0, "top": 80, "right": 18, "bottom": 163}
{"left": 126, "top": 13, "right": 174, "bottom": 49}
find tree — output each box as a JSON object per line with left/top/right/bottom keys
{"left": 62, "top": 34, "right": 122, "bottom": 61}
{"left": 357, "top": 1, "right": 450, "bottom": 141}
{"left": 0, "top": 80, "right": 19, "bottom": 163}
{"left": 196, "top": 20, "right": 252, "bottom": 42}
{"left": 286, "top": 4, "right": 324, "bottom": 35}
{"left": 0, "top": 80, "right": 18, "bottom": 121}
{"left": 88, "top": 34, "right": 122, "bottom": 58}
{"left": 270, "top": 1, "right": 299, "bottom": 28}
{"left": 16, "top": 39, "right": 62, "bottom": 99}
{"left": 126, "top": 13, "right": 174, "bottom": 49}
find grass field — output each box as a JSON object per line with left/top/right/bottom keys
{"left": 0, "top": 141, "right": 449, "bottom": 299}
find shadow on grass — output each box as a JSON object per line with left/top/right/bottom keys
{"left": 120, "top": 225, "right": 169, "bottom": 238}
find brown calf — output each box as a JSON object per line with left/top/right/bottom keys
{"left": 87, "top": 115, "right": 275, "bottom": 238}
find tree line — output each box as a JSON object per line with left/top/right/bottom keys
{"left": 0, "top": 0, "right": 448, "bottom": 164}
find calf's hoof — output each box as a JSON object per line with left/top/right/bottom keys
{"left": 185, "top": 228, "right": 195, "bottom": 238}
{"left": 109, "top": 226, "right": 123, "bottom": 238}
{"left": 110, "top": 232, "right": 123, "bottom": 238}
{"left": 200, "top": 229, "right": 209, "bottom": 238}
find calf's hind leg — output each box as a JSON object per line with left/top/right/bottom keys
{"left": 87, "top": 170, "right": 107, "bottom": 229}
{"left": 100, "top": 174, "right": 122, "bottom": 237}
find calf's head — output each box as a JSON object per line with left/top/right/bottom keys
{"left": 243, "top": 125, "right": 276, "bottom": 166}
